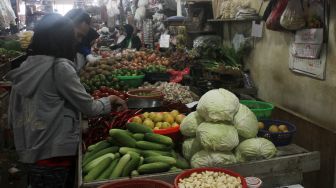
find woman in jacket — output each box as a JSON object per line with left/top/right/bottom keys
{"left": 6, "top": 14, "right": 127, "bottom": 188}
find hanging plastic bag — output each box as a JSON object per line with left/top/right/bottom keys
{"left": 307, "top": 0, "right": 324, "bottom": 28}
{"left": 280, "top": 0, "right": 306, "bottom": 30}
{"left": 266, "top": 0, "right": 289, "bottom": 31}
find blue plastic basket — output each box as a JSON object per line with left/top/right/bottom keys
{"left": 258, "top": 119, "right": 296, "bottom": 146}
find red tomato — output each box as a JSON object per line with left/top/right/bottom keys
{"left": 93, "top": 90, "right": 102, "bottom": 96}
{"left": 100, "top": 86, "right": 108, "bottom": 93}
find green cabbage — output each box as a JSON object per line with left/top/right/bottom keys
{"left": 180, "top": 111, "right": 203, "bottom": 137}
{"left": 190, "top": 150, "right": 237, "bottom": 168}
{"left": 233, "top": 104, "right": 258, "bottom": 139}
{"left": 182, "top": 138, "right": 203, "bottom": 160}
{"left": 196, "top": 122, "right": 239, "bottom": 151}
{"left": 235, "top": 138, "right": 277, "bottom": 162}
{"left": 197, "top": 88, "right": 239, "bottom": 122}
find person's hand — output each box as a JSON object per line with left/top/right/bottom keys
{"left": 109, "top": 95, "right": 128, "bottom": 112}
{"left": 86, "top": 54, "right": 102, "bottom": 63}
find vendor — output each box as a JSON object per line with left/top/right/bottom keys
{"left": 110, "top": 24, "right": 142, "bottom": 51}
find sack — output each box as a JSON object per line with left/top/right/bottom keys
{"left": 280, "top": 0, "right": 306, "bottom": 30}
{"left": 266, "top": 0, "right": 289, "bottom": 31}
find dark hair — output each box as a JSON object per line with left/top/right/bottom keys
{"left": 124, "top": 24, "right": 134, "bottom": 37}
{"left": 65, "top": 9, "right": 91, "bottom": 25}
{"left": 28, "top": 13, "right": 77, "bottom": 60}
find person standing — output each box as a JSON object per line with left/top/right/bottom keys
{"left": 6, "top": 14, "right": 127, "bottom": 188}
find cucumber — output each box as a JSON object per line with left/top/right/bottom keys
{"left": 142, "top": 150, "right": 173, "bottom": 157}
{"left": 171, "top": 150, "right": 178, "bottom": 159}
{"left": 132, "top": 133, "right": 145, "bottom": 141}
{"left": 119, "top": 147, "right": 142, "bottom": 155}
{"left": 131, "top": 170, "right": 139, "bottom": 177}
{"left": 84, "top": 157, "right": 112, "bottom": 182}
{"left": 175, "top": 154, "right": 190, "bottom": 169}
{"left": 87, "top": 140, "right": 104, "bottom": 152}
{"left": 169, "top": 166, "right": 183, "bottom": 172}
{"left": 83, "top": 146, "right": 119, "bottom": 166}
{"left": 97, "top": 158, "right": 120, "bottom": 180}
{"left": 127, "top": 151, "right": 141, "bottom": 158}
{"left": 137, "top": 162, "right": 171, "bottom": 174}
{"left": 83, "top": 141, "right": 110, "bottom": 162}
{"left": 109, "top": 129, "right": 137, "bottom": 148}
{"left": 108, "top": 129, "right": 133, "bottom": 136}
{"left": 141, "top": 150, "right": 162, "bottom": 158}
{"left": 127, "top": 123, "right": 153, "bottom": 133}
{"left": 122, "top": 155, "right": 141, "bottom": 177}
{"left": 139, "top": 157, "right": 144, "bottom": 166}
{"left": 144, "top": 133, "right": 173, "bottom": 146}
{"left": 136, "top": 141, "right": 171, "bottom": 151}
{"left": 110, "top": 154, "right": 131, "bottom": 179}
{"left": 83, "top": 153, "right": 115, "bottom": 174}
{"left": 144, "top": 156, "right": 176, "bottom": 165}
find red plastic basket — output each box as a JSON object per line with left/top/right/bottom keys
{"left": 174, "top": 168, "right": 247, "bottom": 188}
{"left": 98, "top": 179, "right": 173, "bottom": 188}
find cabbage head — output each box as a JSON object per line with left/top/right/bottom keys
{"left": 196, "top": 122, "right": 239, "bottom": 151}
{"left": 191, "top": 150, "right": 237, "bottom": 168}
{"left": 235, "top": 138, "right": 277, "bottom": 162}
{"left": 233, "top": 104, "right": 258, "bottom": 139}
{"left": 182, "top": 138, "right": 203, "bottom": 160}
{"left": 196, "top": 88, "right": 239, "bottom": 122}
{"left": 180, "top": 111, "right": 203, "bottom": 137}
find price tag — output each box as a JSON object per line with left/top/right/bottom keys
{"left": 159, "top": 34, "right": 170, "bottom": 48}
{"left": 251, "top": 21, "right": 263, "bottom": 38}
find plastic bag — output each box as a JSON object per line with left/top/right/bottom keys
{"left": 280, "top": 0, "right": 306, "bottom": 30}
{"left": 266, "top": 0, "right": 289, "bottom": 31}
{"left": 0, "top": 0, "right": 16, "bottom": 28}
{"left": 307, "top": 0, "right": 324, "bottom": 28}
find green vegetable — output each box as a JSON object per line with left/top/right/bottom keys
{"left": 169, "top": 166, "right": 183, "bottom": 172}
{"left": 180, "top": 112, "right": 203, "bottom": 137}
{"left": 235, "top": 138, "right": 277, "bottom": 162}
{"left": 139, "top": 157, "right": 144, "bottom": 166}
{"left": 175, "top": 153, "right": 190, "bottom": 169}
{"left": 137, "top": 162, "right": 171, "bottom": 174}
{"left": 110, "top": 154, "right": 131, "bottom": 179}
{"left": 197, "top": 122, "right": 239, "bottom": 151}
{"left": 190, "top": 150, "right": 236, "bottom": 168}
{"left": 122, "top": 155, "right": 141, "bottom": 177}
{"left": 136, "top": 141, "right": 171, "bottom": 151}
{"left": 144, "top": 156, "right": 176, "bottom": 165}
{"left": 83, "top": 146, "right": 119, "bottom": 167}
{"left": 142, "top": 150, "right": 173, "bottom": 157}
{"left": 119, "top": 147, "right": 142, "bottom": 155}
{"left": 83, "top": 141, "right": 110, "bottom": 162}
{"left": 197, "top": 88, "right": 240, "bottom": 122}
{"left": 97, "top": 158, "right": 120, "bottom": 180}
{"left": 127, "top": 151, "right": 141, "bottom": 158}
{"left": 132, "top": 133, "right": 145, "bottom": 141}
{"left": 131, "top": 170, "right": 139, "bottom": 177}
{"left": 109, "top": 129, "right": 137, "bottom": 148}
{"left": 144, "top": 133, "right": 173, "bottom": 146}
{"left": 182, "top": 138, "right": 202, "bottom": 160}
{"left": 233, "top": 104, "right": 258, "bottom": 139}
{"left": 84, "top": 157, "right": 112, "bottom": 182}
{"left": 127, "top": 123, "right": 153, "bottom": 133}
{"left": 83, "top": 153, "right": 115, "bottom": 174}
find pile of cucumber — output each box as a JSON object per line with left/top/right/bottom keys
{"left": 82, "top": 123, "right": 190, "bottom": 182}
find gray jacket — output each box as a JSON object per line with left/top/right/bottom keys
{"left": 6, "top": 55, "right": 111, "bottom": 164}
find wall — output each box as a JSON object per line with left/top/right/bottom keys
{"left": 248, "top": 1, "right": 336, "bottom": 132}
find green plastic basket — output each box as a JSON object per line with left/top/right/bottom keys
{"left": 117, "top": 75, "right": 145, "bottom": 88}
{"left": 240, "top": 100, "right": 274, "bottom": 120}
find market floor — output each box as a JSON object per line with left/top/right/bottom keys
{"left": 0, "top": 149, "right": 27, "bottom": 188}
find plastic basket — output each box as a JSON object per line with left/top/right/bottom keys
{"left": 117, "top": 75, "right": 145, "bottom": 88}
{"left": 98, "top": 179, "right": 173, "bottom": 188}
{"left": 126, "top": 89, "right": 164, "bottom": 100}
{"left": 258, "top": 119, "right": 296, "bottom": 146}
{"left": 144, "top": 72, "right": 170, "bottom": 84}
{"left": 174, "top": 167, "right": 247, "bottom": 188}
{"left": 240, "top": 100, "right": 274, "bottom": 120}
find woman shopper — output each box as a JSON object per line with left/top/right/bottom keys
{"left": 5, "top": 14, "right": 127, "bottom": 188}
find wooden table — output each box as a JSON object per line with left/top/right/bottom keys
{"left": 78, "top": 144, "right": 320, "bottom": 187}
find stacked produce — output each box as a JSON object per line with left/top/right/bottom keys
{"left": 18, "top": 31, "right": 34, "bottom": 49}
{"left": 129, "top": 110, "right": 186, "bottom": 130}
{"left": 81, "top": 74, "right": 127, "bottom": 93}
{"left": 0, "top": 48, "right": 21, "bottom": 66}
{"left": 180, "top": 89, "right": 277, "bottom": 168}
{"left": 82, "top": 123, "right": 190, "bottom": 182}
{"left": 139, "top": 82, "right": 195, "bottom": 104}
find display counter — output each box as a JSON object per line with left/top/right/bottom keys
{"left": 78, "top": 142, "right": 320, "bottom": 188}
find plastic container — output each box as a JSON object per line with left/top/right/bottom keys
{"left": 117, "top": 75, "right": 145, "bottom": 88}
{"left": 126, "top": 89, "right": 164, "bottom": 100}
{"left": 240, "top": 100, "right": 274, "bottom": 120}
{"left": 245, "top": 177, "right": 262, "bottom": 188}
{"left": 174, "top": 167, "right": 247, "bottom": 188}
{"left": 258, "top": 119, "right": 296, "bottom": 146}
{"left": 98, "top": 179, "right": 173, "bottom": 188}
